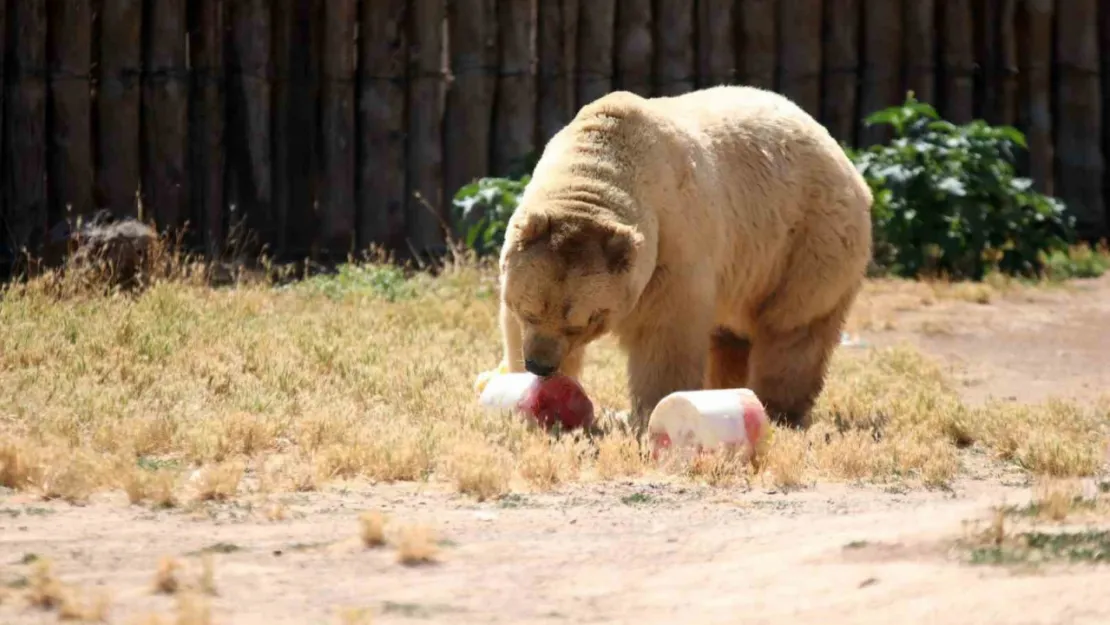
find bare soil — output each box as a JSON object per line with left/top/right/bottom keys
{"left": 3, "top": 276, "right": 1110, "bottom": 625}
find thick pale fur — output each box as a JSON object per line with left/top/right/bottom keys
{"left": 493, "top": 85, "right": 872, "bottom": 433}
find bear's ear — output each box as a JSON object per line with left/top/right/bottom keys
{"left": 512, "top": 213, "right": 551, "bottom": 250}
{"left": 600, "top": 224, "right": 643, "bottom": 273}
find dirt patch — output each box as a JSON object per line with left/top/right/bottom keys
{"left": 852, "top": 275, "right": 1110, "bottom": 405}
{"left": 2, "top": 276, "right": 1110, "bottom": 624}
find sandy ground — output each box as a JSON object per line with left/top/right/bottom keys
{"left": 3, "top": 277, "right": 1110, "bottom": 624}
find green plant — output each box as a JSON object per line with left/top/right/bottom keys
{"left": 450, "top": 175, "right": 531, "bottom": 256}
{"left": 1038, "top": 243, "right": 1110, "bottom": 282}
{"left": 294, "top": 264, "right": 416, "bottom": 302}
{"left": 851, "top": 93, "right": 1078, "bottom": 280}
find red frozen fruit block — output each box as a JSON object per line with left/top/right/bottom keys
{"left": 517, "top": 374, "right": 595, "bottom": 432}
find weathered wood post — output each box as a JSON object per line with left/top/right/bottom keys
{"left": 576, "top": 0, "right": 616, "bottom": 106}
{"left": 537, "top": 0, "right": 579, "bottom": 142}
{"left": 48, "top": 1, "right": 94, "bottom": 223}
{"left": 614, "top": 0, "right": 653, "bottom": 96}
{"left": 1054, "top": 0, "right": 1106, "bottom": 238}
{"left": 406, "top": 0, "right": 447, "bottom": 253}
{"left": 319, "top": 0, "right": 358, "bottom": 259}
{"left": 445, "top": 0, "right": 497, "bottom": 211}
{"left": 143, "top": 0, "right": 189, "bottom": 232}
{"left": 492, "top": 0, "right": 537, "bottom": 177}
{"left": 358, "top": 0, "right": 408, "bottom": 254}
{"left": 778, "top": 0, "right": 823, "bottom": 116}
{"left": 97, "top": 0, "right": 142, "bottom": 218}
{"left": 189, "top": 0, "right": 226, "bottom": 256}
{"left": 821, "top": 0, "right": 860, "bottom": 145}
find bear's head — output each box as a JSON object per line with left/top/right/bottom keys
{"left": 499, "top": 210, "right": 645, "bottom": 378}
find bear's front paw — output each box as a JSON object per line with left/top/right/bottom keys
{"left": 474, "top": 361, "right": 510, "bottom": 395}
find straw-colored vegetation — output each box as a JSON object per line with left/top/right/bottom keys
{"left": 0, "top": 242, "right": 1107, "bottom": 511}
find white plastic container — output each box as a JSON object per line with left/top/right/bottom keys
{"left": 478, "top": 371, "right": 540, "bottom": 412}
{"left": 646, "top": 388, "right": 771, "bottom": 460}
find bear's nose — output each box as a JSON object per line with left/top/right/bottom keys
{"left": 524, "top": 359, "right": 557, "bottom": 377}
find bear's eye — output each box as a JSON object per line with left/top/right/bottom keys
{"left": 515, "top": 309, "right": 542, "bottom": 325}
{"left": 564, "top": 326, "right": 585, "bottom": 337}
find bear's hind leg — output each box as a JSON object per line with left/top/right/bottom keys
{"left": 705, "top": 327, "right": 751, "bottom": 390}
{"left": 748, "top": 294, "right": 853, "bottom": 429}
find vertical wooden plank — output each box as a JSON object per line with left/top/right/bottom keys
{"left": 537, "top": 0, "right": 579, "bottom": 142}
{"left": 973, "top": 0, "right": 1016, "bottom": 124}
{"left": 406, "top": 0, "right": 447, "bottom": 253}
{"left": 445, "top": 0, "right": 497, "bottom": 208}
{"left": 143, "top": 0, "right": 189, "bottom": 233}
{"left": 970, "top": 0, "right": 1016, "bottom": 125}
{"left": 97, "top": 0, "right": 142, "bottom": 217}
{"left": 972, "top": 0, "right": 996, "bottom": 120}
{"left": 1100, "top": 0, "right": 1110, "bottom": 225}
{"left": 492, "top": 0, "right": 537, "bottom": 176}
{"left": 5, "top": 0, "right": 48, "bottom": 252}
{"left": 0, "top": 2, "right": 7, "bottom": 249}
{"left": 576, "top": 0, "right": 616, "bottom": 106}
{"left": 319, "top": 0, "right": 357, "bottom": 259}
{"left": 654, "top": 0, "right": 694, "bottom": 95}
{"left": 858, "top": 0, "right": 903, "bottom": 145}
{"left": 1016, "top": 0, "right": 1052, "bottom": 195}
{"left": 273, "top": 0, "right": 322, "bottom": 258}
{"left": 358, "top": 0, "right": 407, "bottom": 253}
{"left": 938, "top": 0, "right": 974, "bottom": 123}
{"left": 777, "top": 0, "right": 822, "bottom": 115}
{"left": 47, "top": 0, "right": 94, "bottom": 223}
{"left": 821, "top": 0, "right": 860, "bottom": 144}
{"left": 188, "top": 0, "right": 225, "bottom": 257}
{"left": 995, "top": 0, "right": 1017, "bottom": 125}
{"left": 614, "top": 0, "right": 652, "bottom": 96}
{"left": 903, "top": 0, "right": 935, "bottom": 105}
{"left": 696, "top": 0, "right": 735, "bottom": 88}
{"left": 738, "top": 0, "right": 777, "bottom": 91}
{"left": 1054, "top": 0, "right": 1105, "bottom": 238}
{"left": 226, "top": 0, "right": 273, "bottom": 251}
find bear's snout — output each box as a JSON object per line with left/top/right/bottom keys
{"left": 522, "top": 333, "right": 564, "bottom": 377}
{"left": 524, "top": 359, "right": 557, "bottom": 377}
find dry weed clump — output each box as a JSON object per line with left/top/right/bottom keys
{"left": 151, "top": 554, "right": 220, "bottom": 599}
{"left": 24, "top": 558, "right": 111, "bottom": 621}
{"left": 0, "top": 242, "right": 1106, "bottom": 503}
{"left": 443, "top": 439, "right": 513, "bottom": 501}
{"left": 359, "top": 510, "right": 388, "bottom": 548}
{"left": 395, "top": 524, "right": 440, "bottom": 566}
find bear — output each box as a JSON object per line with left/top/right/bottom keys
{"left": 486, "top": 84, "right": 873, "bottom": 434}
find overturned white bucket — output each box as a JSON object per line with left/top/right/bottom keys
{"left": 647, "top": 388, "right": 771, "bottom": 460}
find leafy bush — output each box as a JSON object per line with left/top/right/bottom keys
{"left": 450, "top": 174, "right": 530, "bottom": 257}
{"left": 850, "top": 94, "right": 1078, "bottom": 280}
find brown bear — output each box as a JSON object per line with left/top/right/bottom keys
{"left": 486, "top": 85, "right": 873, "bottom": 433}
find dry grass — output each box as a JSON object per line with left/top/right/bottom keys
{"left": 395, "top": 524, "right": 440, "bottom": 566}
{"left": 359, "top": 510, "right": 388, "bottom": 548}
{"left": 151, "top": 553, "right": 218, "bottom": 600}
{"left": 338, "top": 607, "right": 375, "bottom": 625}
{"left": 23, "top": 558, "right": 111, "bottom": 621}
{"left": 153, "top": 557, "right": 181, "bottom": 595}
{"left": 0, "top": 245, "right": 1107, "bottom": 509}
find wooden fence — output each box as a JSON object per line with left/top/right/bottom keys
{"left": 1, "top": 0, "right": 1108, "bottom": 268}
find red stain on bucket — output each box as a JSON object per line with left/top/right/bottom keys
{"left": 650, "top": 431, "right": 672, "bottom": 460}
{"left": 743, "top": 400, "right": 765, "bottom": 449}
